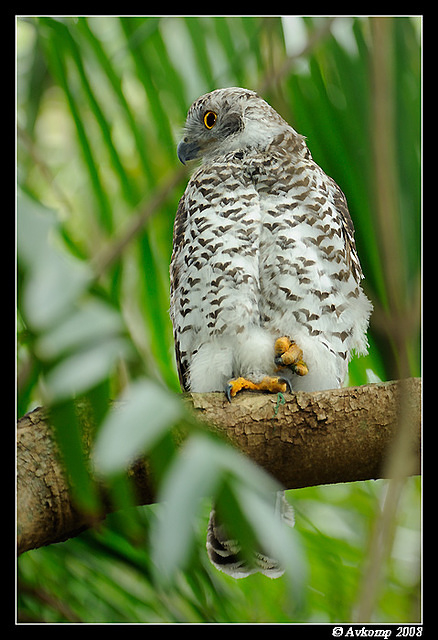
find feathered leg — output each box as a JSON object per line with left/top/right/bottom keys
{"left": 206, "top": 493, "right": 295, "bottom": 578}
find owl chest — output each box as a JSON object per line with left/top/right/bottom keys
{"left": 179, "top": 195, "right": 260, "bottom": 303}
{"left": 180, "top": 183, "right": 342, "bottom": 284}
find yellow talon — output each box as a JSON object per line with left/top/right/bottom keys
{"left": 225, "top": 376, "right": 291, "bottom": 402}
{"left": 224, "top": 336, "right": 308, "bottom": 401}
{"left": 274, "top": 336, "right": 309, "bottom": 376}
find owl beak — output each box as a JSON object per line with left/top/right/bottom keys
{"left": 177, "top": 139, "right": 200, "bottom": 165}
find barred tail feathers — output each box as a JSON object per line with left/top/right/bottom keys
{"left": 206, "top": 492, "right": 294, "bottom": 579}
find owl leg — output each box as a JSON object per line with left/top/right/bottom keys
{"left": 274, "top": 336, "right": 309, "bottom": 376}
{"left": 225, "top": 375, "right": 292, "bottom": 402}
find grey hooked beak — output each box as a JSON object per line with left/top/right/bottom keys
{"left": 177, "top": 139, "right": 200, "bottom": 165}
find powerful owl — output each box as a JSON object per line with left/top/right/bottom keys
{"left": 170, "top": 87, "right": 372, "bottom": 577}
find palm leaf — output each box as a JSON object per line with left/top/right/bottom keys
{"left": 17, "top": 16, "right": 421, "bottom": 623}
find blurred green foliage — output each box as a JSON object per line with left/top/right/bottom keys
{"left": 17, "top": 16, "right": 421, "bottom": 623}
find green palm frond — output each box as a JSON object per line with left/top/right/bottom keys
{"left": 17, "top": 16, "right": 421, "bottom": 623}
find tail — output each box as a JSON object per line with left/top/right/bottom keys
{"left": 206, "top": 492, "right": 294, "bottom": 579}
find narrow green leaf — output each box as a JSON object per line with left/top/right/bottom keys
{"left": 18, "top": 190, "right": 91, "bottom": 331}
{"left": 136, "top": 230, "right": 179, "bottom": 391}
{"left": 149, "top": 25, "right": 188, "bottom": 115}
{"left": 93, "top": 379, "right": 183, "bottom": 474}
{"left": 76, "top": 18, "right": 153, "bottom": 183}
{"left": 23, "top": 249, "right": 91, "bottom": 332}
{"left": 213, "top": 17, "right": 246, "bottom": 88}
{"left": 35, "top": 299, "right": 124, "bottom": 361}
{"left": 151, "top": 433, "right": 282, "bottom": 582}
{"left": 151, "top": 435, "right": 223, "bottom": 581}
{"left": 60, "top": 21, "right": 139, "bottom": 207}
{"left": 235, "top": 484, "right": 307, "bottom": 602}
{"left": 44, "top": 337, "right": 129, "bottom": 403}
{"left": 17, "top": 190, "right": 58, "bottom": 269}
{"left": 184, "top": 17, "right": 215, "bottom": 89}
{"left": 50, "top": 399, "right": 100, "bottom": 513}
{"left": 120, "top": 17, "right": 176, "bottom": 164}
{"left": 39, "top": 19, "right": 113, "bottom": 230}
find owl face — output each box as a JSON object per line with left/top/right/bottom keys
{"left": 177, "top": 87, "right": 290, "bottom": 164}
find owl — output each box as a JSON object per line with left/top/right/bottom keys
{"left": 170, "top": 87, "right": 372, "bottom": 577}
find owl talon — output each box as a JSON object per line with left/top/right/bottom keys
{"left": 292, "top": 362, "right": 309, "bottom": 376}
{"left": 274, "top": 336, "right": 309, "bottom": 376}
{"left": 278, "top": 377, "right": 292, "bottom": 394}
{"left": 225, "top": 376, "right": 291, "bottom": 401}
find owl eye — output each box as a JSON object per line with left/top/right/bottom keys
{"left": 203, "top": 111, "right": 217, "bottom": 129}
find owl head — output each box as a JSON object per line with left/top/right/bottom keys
{"left": 177, "top": 87, "right": 297, "bottom": 164}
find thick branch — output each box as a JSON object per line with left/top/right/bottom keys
{"left": 190, "top": 377, "right": 421, "bottom": 489}
{"left": 17, "top": 378, "right": 421, "bottom": 555}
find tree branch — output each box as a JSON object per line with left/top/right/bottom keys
{"left": 17, "top": 378, "right": 421, "bottom": 555}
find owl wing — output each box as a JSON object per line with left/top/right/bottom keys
{"left": 170, "top": 195, "right": 191, "bottom": 392}
{"left": 327, "top": 176, "right": 364, "bottom": 284}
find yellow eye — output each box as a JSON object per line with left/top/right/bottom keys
{"left": 203, "top": 111, "right": 217, "bottom": 129}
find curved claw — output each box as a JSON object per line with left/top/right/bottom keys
{"left": 278, "top": 377, "right": 292, "bottom": 394}
{"left": 225, "top": 384, "right": 232, "bottom": 403}
{"left": 274, "top": 355, "right": 285, "bottom": 367}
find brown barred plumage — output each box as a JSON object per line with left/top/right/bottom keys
{"left": 170, "top": 87, "right": 372, "bottom": 578}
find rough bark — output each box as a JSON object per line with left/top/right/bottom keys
{"left": 17, "top": 406, "right": 95, "bottom": 556}
{"left": 17, "top": 378, "right": 421, "bottom": 555}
